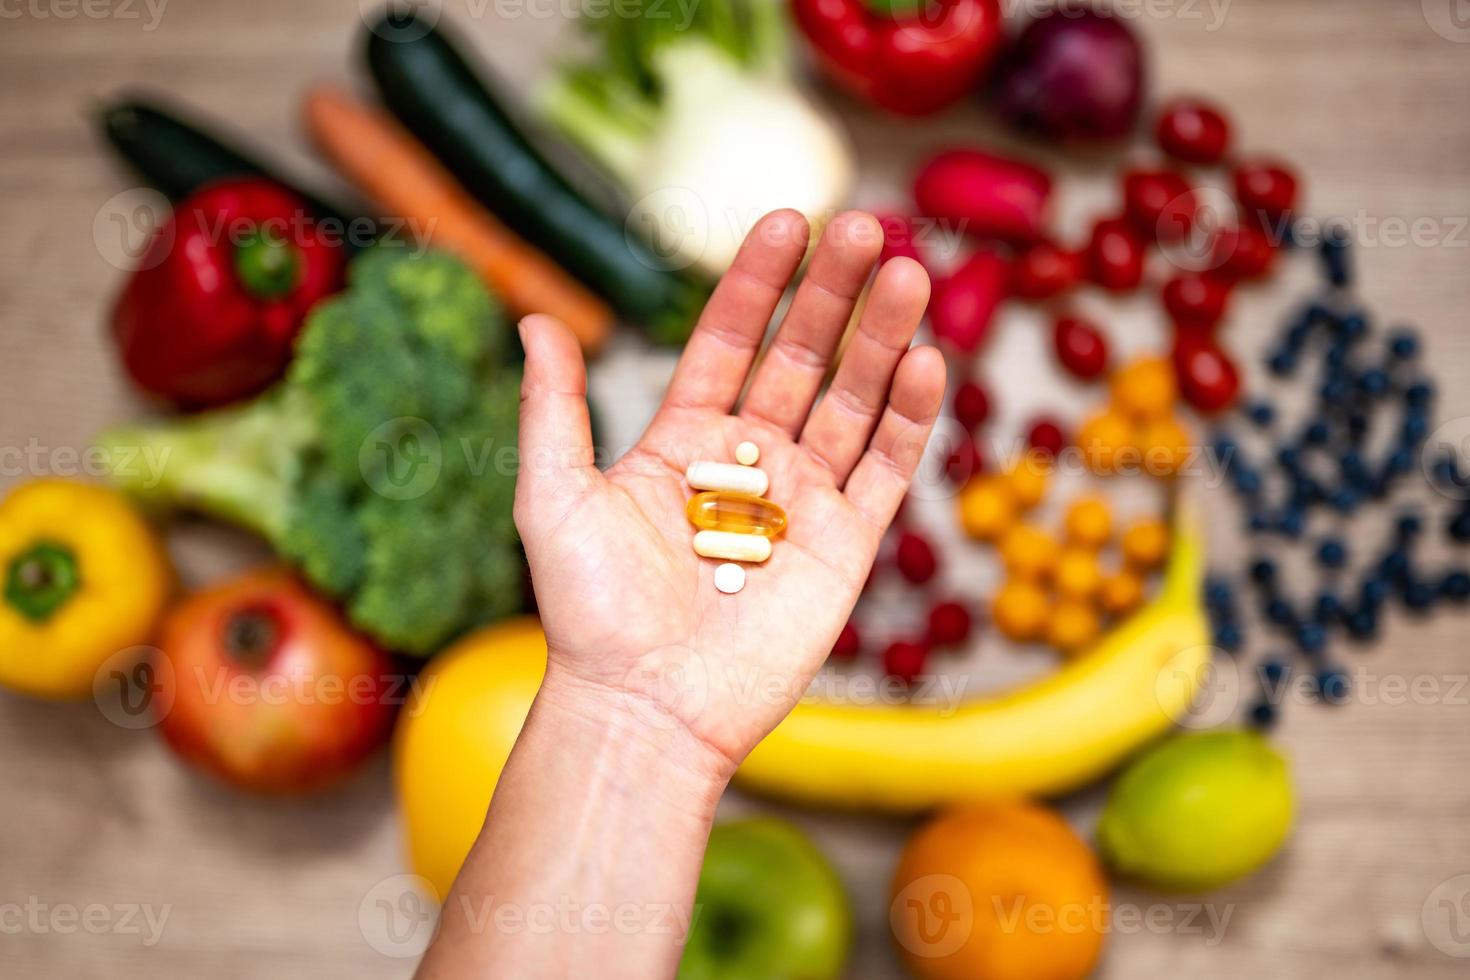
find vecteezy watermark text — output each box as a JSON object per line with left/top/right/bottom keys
{"left": 0, "top": 897, "right": 171, "bottom": 947}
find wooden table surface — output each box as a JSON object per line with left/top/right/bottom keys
{"left": 3, "top": 1, "right": 1470, "bottom": 977}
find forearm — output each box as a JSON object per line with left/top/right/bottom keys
{"left": 415, "top": 664, "right": 733, "bottom": 979}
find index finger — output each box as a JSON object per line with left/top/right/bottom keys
{"left": 656, "top": 210, "right": 810, "bottom": 417}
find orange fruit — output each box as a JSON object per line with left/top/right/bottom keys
{"left": 1111, "top": 356, "right": 1176, "bottom": 421}
{"left": 1063, "top": 495, "right": 1113, "bottom": 550}
{"left": 890, "top": 802, "right": 1109, "bottom": 980}
{"left": 958, "top": 478, "right": 1017, "bottom": 543}
{"left": 991, "top": 580, "right": 1050, "bottom": 642}
{"left": 1099, "top": 570, "right": 1146, "bottom": 617}
{"left": 1047, "top": 600, "right": 1102, "bottom": 655}
{"left": 1137, "top": 414, "right": 1192, "bottom": 478}
{"left": 1075, "top": 410, "right": 1137, "bottom": 476}
{"left": 998, "top": 524, "right": 1060, "bottom": 582}
{"left": 1121, "top": 518, "right": 1170, "bottom": 571}
{"left": 1002, "top": 451, "right": 1051, "bottom": 510}
{"left": 1053, "top": 548, "right": 1103, "bottom": 602}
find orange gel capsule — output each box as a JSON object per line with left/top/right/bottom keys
{"left": 686, "top": 491, "right": 787, "bottom": 538}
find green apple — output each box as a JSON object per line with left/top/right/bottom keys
{"left": 1097, "top": 729, "right": 1294, "bottom": 891}
{"left": 679, "top": 818, "right": 851, "bottom": 980}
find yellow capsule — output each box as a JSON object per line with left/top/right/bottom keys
{"left": 686, "top": 491, "right": 787, "bottom": 538}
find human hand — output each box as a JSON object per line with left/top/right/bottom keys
{"left": 514, "top": 209, "right": 944, "bottom": 780}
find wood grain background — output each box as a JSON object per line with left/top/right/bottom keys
{"left": 2, "top": 1, "right": 1469, "bottom": 977}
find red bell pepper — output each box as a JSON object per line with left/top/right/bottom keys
{"left": 111, "top": 179, "right": 346, "bottom": 409}
{"left": 793, "top": 0, "right": 1004, "bottom": 117}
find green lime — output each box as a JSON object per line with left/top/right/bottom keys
{"left": 1097, "top": 729, "right": 1294, "bottom": 891}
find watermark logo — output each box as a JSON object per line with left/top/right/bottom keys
{"left": 1423, "top": 0, "right": 1470, "bottom": 42}
{"left": 1423, "top": 874, "right": 1470, "bottom": 957}
{"left": 619, "top": 644, "right": 709, "bottom": 733}
{"left": 361, "top": 0, "right": 443, "bottom": 41}
{"left": 360, "top": 417, "right": 443, "bottom": 500}
{"left": 1156, "top": 645, "right": 1238, "bottom": 728}
{"left": 92, "top": 645, "right": 173, "bottom": 730}
{"left": 93, "top": 187, "right": 172, "bottom": 272}
{"left": 359, "top": 874, "right": 441, "bottom": 958}
{"left": 0, "top": 898, "right": 171, "bottom": 946}
{"left": 625, "top": 186, "right": 708, "bottom": 273}
{"left": 890, "top": 874, "right": 974, "bottom": 958}
{"left": 1424, "top": 417, "right": 1470, "bottom": 500}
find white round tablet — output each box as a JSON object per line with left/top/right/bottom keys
{"left": 735, "top": 441, "right": 760, "bottom": 466}
{"left": 714, "top": 562, "right": 746, "bottom": 594}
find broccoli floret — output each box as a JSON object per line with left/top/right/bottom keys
{"left": 98, "top": 248, "right": 525, "bottom": 655}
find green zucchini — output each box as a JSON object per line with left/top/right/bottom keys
{"left": 99, "top": 97, "right": 357, "bottom": 233}
{"left": 362, "top": 10, "right": 709, "bottom": 344}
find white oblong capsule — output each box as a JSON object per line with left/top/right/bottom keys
{"left": 693, "top": 530, "right": 772, "bottom": 563}
{"left": 686, "top": 460, "right": 769, "bottom": 497}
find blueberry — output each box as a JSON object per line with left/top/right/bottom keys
{"left": 1214, "top": 622, "right": 1244, "bottom": 653}
{"left": 1248, "top": 511, "right": 1273, "bottom": 533}
{"left": 1213, "top": 434, "right": 1240, "bottom": 457}
{"left": 1406, "top": 381, "right": 1434, "bottom": 408}
{"left": 1250, "top": 558, "right": 1278, "bottom": 586}
{"left": 1286, "top": 321, "right": 1313, "bottom": 350}
{"left": 1339, "top": 449, "right": 1366, "bottom": 475}
{"left": 1396, "top": 513, "right": 1423, "bottom": 539}
{"left": 1232, "top": 467, "right": 1263, "bottom": 495}
{"left": 1278, "top": 509, "right": 1306, "bottom": 538}
{"left": 1248, "top": 699, "right": 1279, "bottom": 730}
{"left": 1260, "top": 658, "right": 1290, "bottom": 685}
{"left": 1324, "top": 345, "right": 1350, "bottom": 371}
{"left": 1358, "top": 368, "right": 1390, "bottom": 397}
{"left": 1296, "top": 622, "right": 1328, "bottom": 654}
{"left": 1317, "top": 539, "right": 1348, "bottom": 568}
{"left": 1267, "top": 350, "right": 1297, "bottom": 377}
{"left": 1403, "top": 580, "right": 1437, "bottom": 613}
{"left": 1450, "top": 511, "right": 1470, "bottom": 544}
{"left": 1316, "top": 667, "right": 1352, "bottom": 705}
{"left": 1346, "top": 413, "right": 1370, "bottom": 442}
{"left": 1401, "top": 414, "right": 1429, "bottom": 445}
{"left": 1265, "top": 597, "right": 1296, "bottom": 626}
{"left": 1204, "top": 577, "right": 1235, "bottom": 610}
{"left": 1388, "top": 330, "right": 1420, "bottom": 360}
{"left": 1277, "top": 446, "right": 1302, "bottom": 472}
{"left": 1314, "top": 592, "right": 1344, "bottom": 624}
{"left": 1337, "top": 311, "right": 1368, "bottom": 341}
{"left": 1307, "top": 302, "right": 1335, "bottom": 326}
{"left": 1431, "top": 453, "right": 1460, "bottom": 485}
{"left": 1386, "top": 448, "right": 1416, "bottom": 477}
{"left": 1345, "top": 608, "right": 1378, "bottom": 641}
{"left": 1330, "top": 487, "right": 1360, "bottom": 514}
{"left": 1304, "top": 420, "right": 1331, "bottom": 446}
{"left": 1246, "top": 401, "right": 1275, "bottom": 427}
{"left": 1320, "top": 236, "right": 1352, "bottom": 288}
{"left": 1360, "top": 577, "right": 1391, "bottom": 608}
{"left": 1441, "top": 570, "right": 1470, "bottom": 602}
{"left": 1379, "top": 550, "right": 1411, "bottom": 582}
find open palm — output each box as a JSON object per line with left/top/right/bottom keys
{"left": 514, "top": 210, "right": 944, "bottom": 772}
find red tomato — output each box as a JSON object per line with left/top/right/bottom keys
{"left": 953, "top": 380, "right": 992, "bottom": 430}
{"left": 154, "top": 569, "right": 397, "bottom": 794}
{"left": 925, "top": 601, "right": 974, "bottom": 648}
{"left": 1085, "top": 217, "right": 1146, "bottom": 292}
{"left": 1122, "top": 168, "right": 1195, "bottom": 242}
{"left": 1012, "top": 240, "right": 1081, "bottom": 300}
{"left": 882, "top": 641, "right": 930, "bottom": 684}
{"left": 1155, "top": 98, "right": 1232, "bottom": 165}
{"left": 1173, "top": 337, "right": 1242, "bottom": 413}
{"left": 895, "top": 531, "right": 940, "bottom": 585}
{"left": 1233, "top": 159, "right": 1299, "bottom": 225}
{"left": 1053, "top": 314, "right": 1110, "bottom": 380}
{"left": 1027, "top": 418, "right": 1067, "bottom": 458}
{"left": 1162, "top": 273, "right": 1231, "bottom": 330}
{"left": 1210, "top": 224, "right": 1276, "bottom": 280}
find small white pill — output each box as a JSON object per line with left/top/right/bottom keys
{"left": 735, "top": 441, "right": 760, "bottom": 466}
{"left": 686, "top": 460, "right": 769, "bottom": 497}
{"left": 714, "top": 562, "right": 746, "bottom": 594}
{"left": 693, "top": 530, "right": 772, "bottom": 563}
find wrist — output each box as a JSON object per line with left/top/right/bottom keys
{"left": 531, "top": 659, "right": 735, "bottom": 816}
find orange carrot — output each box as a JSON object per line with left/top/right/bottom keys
{"left": 304, "top": 85, "right": 611, "bottom": 354}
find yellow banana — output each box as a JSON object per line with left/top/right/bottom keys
{"left": 734, "top": 504, "right": 1210, "bottom": 811}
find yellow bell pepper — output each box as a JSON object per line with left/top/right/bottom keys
{"left": 0, "top": 479, "right": 172, "bottom": 699}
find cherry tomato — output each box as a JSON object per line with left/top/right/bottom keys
{"left": 1027, "top": 418, "right": 1067, "bottom": 458}
{"left": 945, "top": 432, "right": 985, "bottom": 485}
{"left": 1156, "top": 98, "right": 1232, "bottom": 165}
{"left": 1162, "top": 273, "right": 1230, "bottom": 330}
{"left": 831, "top": 621, "right": 862, "bottom": 660}
{"left": 1122, "top": 168, "right": 1195, "bottom": 242}
{"left": 953, "top": 380, "right": 991, "bottom": 430}
{"left": 1210, "top": 224, "right": 1275, "bottom": 280}
{"left": 1173, "top": 336, "right": 1241, "bottom": 413}
{"left": 883, "top": 640, "right": 929, "bottom": 684}
{"left": 895, "top": 531, "right": 939, "bottom": 584}
{"left": 1012, "top": 239, "right": 1081, "bottom": 300}
{"left": 1053, "top": 315, "right": 1110, "bottom": 380}
{"left": 1085, "top": 217, "right": 1146, "bottom": 292}
{"left": 1233, "top": 159, "right": 1299, "bottom": 223}
{"left": 925, "top": 600, "right": 973, "bottom": 648}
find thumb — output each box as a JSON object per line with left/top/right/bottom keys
{"left": 515, "top": 315, "right": 600, "bottom": 517}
